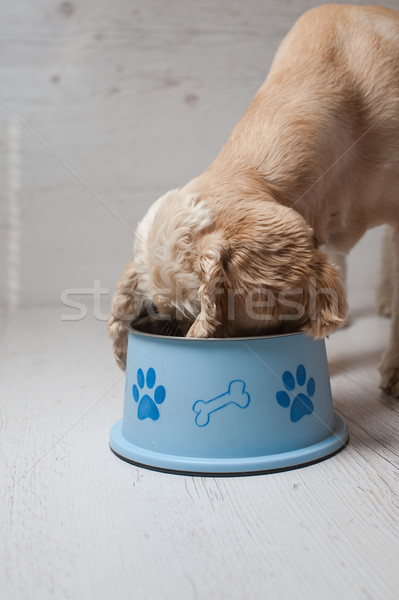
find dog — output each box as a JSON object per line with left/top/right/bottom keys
{"left": 108, "top": 4, "right": 399, "bottom": 397}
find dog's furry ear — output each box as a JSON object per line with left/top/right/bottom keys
{"left": 303, "top": 250, "right": 348, "bottom": 338}
{"left": 108, "top": 259, "right": 143, "bottom": 369}
{"left": 187, "top": 232, "right": 229, "bottom": 338}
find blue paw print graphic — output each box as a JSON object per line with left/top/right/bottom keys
{"left": 276, "top": 364, "right": 315, "bottom": 423}
{"left": 132, "top": 367, "right": 166, "bottom": 421}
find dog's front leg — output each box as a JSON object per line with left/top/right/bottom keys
{"left": 326, "top": 248, "right": 350, "bottom": 326}
{"left": 326, "top": 249, "right": 347, "bottom": 287}
{"left": 379, "top": 226, "right": 399, "bottom": 398}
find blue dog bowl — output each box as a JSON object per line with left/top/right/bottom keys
{"left": 109, "top": 329, "right": 348, "bottom": 475}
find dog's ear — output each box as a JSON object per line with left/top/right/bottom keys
{"left": 303, "top": 249, "right": 348, "bottom": 338}
{"left": 108, "top": 259, "right": 144, "bottom": 369}
{"left": 186, "top": 232, "right": 229, "bottom": 338}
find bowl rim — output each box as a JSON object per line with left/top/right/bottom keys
{"left": 128, "top": 326, "right": 305, "bottom": 342}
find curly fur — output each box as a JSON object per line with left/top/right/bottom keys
{"left": 109, "top": 5, "right": 399, "bottom": 397}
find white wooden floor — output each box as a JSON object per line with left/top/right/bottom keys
{"left": 0, "top": 288, "right": 398, "bottom": 600}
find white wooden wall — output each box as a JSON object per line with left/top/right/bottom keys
{"left": 1, "top": 0, "right": 398, "bottom": 310}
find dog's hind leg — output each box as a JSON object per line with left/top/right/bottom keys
{"left": 377, "top": 226, "right": 394, "bottom": 317}
{"left": 379, "top": 226, "right": 399, "bottom": 397}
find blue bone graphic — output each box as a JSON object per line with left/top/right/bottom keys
{"left": 192, "top": 380, "right": 250, "bottom": 427}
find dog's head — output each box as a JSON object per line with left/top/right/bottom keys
{"left": 114, "top": 188, "right": 347, "bottom": 339}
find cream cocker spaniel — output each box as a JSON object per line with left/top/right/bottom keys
{"left": 109, "top": 5, "right": 399, "bottom": 397}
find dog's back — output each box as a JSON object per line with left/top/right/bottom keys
{"left": 272, "top": 4, "right": 399, "bottom": 117}
{"left": 219, "top": 4, "right": 399, "bottom": 243}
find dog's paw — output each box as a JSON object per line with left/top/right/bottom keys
{"left": 377, "top": 297, "right": 392, "bottom": 318}
{"left": 379, "top": 351, "right": 399, "bottom": 398}
{"left": 376, "top": 284, "right": 392, "bottom": 317}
